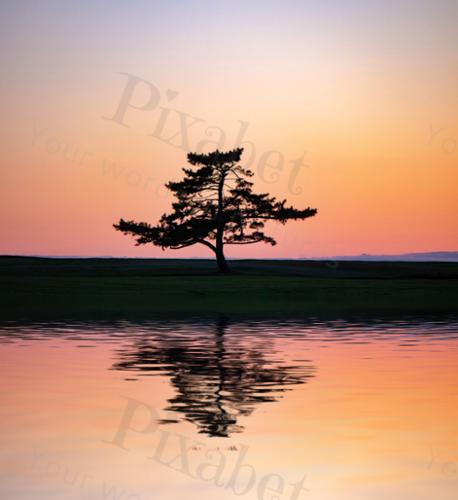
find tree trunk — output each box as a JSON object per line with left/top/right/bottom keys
{"left": 215, "top": 168, "right": 230, "bottom": 273}
{"left": 215, "top": 245, "right": 230, "bottom": 273}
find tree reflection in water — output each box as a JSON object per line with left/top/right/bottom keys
{"left": 112, "top": 317, "right": 315, "bottom": 437}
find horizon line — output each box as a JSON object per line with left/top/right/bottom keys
{"left": 1, "top": 250, "right": 458, "bottom": 262}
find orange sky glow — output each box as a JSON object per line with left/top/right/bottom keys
{"left": 1, "top": 1, "right": 457, "bottom": 258}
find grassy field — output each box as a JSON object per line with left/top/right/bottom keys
{"left": 1, "top": 256, "right": 457, "bottom": 319}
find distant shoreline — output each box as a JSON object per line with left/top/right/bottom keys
{"left": 1, "top": 250, "right": 458, "bottom": 262}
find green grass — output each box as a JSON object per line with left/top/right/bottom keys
{"left": 1, "top": 256, "right": 457, "bottom": 319}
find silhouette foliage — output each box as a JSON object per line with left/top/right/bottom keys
{"left": 114, "top": 148, "right": 317, "bottom": 272}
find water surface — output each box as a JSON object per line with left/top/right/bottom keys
{"left": 1, "top": 317, "right": 457, "bottom": 499}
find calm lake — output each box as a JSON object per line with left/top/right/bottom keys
{"left": 1, "top": 317, "right": 457, "bottom": 500}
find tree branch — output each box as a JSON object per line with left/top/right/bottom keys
{"left": 225, "top": 239, "right": 265, "bottom": 245}
{"left": 198, "top": 239, "right": 217, "bottom": 252}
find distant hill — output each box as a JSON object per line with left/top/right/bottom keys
{"left": 1, "top": 251, "right": 458, "bottom": 262}
{"left": 315, "top": 251, "right": 458, "bottom": 262}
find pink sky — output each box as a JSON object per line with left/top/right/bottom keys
{"left": 1, "top": 1, "right": 457, "bottom": 258}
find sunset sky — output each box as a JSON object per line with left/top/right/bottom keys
{"left": 1, "top": 0, "right": 457, "bottom": 258}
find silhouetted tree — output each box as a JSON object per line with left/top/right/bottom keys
{"left": 114, "top": 148, "right": 317, "bottom": 272}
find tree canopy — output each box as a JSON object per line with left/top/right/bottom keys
{"left": 114, "top": 148, "right": 317, "bottom": 272}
